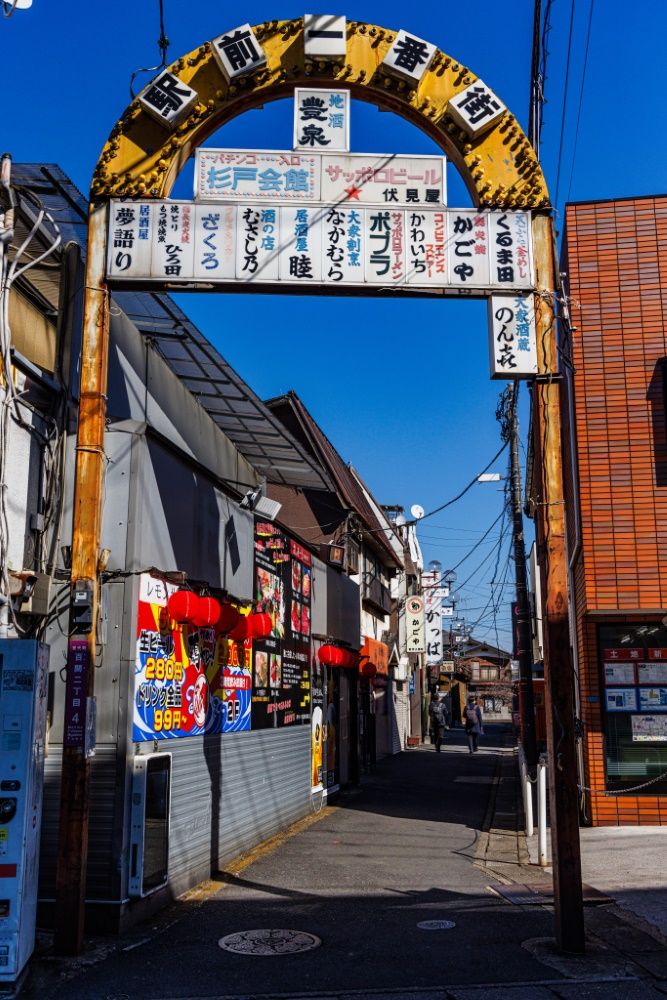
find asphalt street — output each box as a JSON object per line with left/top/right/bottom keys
{"left": 21, "top": 725, "right": 667, "bottom": 1000}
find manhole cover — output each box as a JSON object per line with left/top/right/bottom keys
{"left": 218, "top": 929, "right": 321, "bottom": 955}
{"left": 417, "top": 919, "right": 457, "bottom": 930}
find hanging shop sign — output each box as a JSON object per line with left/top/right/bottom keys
{"left": 252, "top": 522, "right": 312, "bottom": 727}
{"left": 361, "top": 637, "right": 389, "bottom": 676}
{"left": 195, "top": 149, "right": 446, "bottom": 207}
{"left": 133, "top": 573, "right": 251, "bottom": 741}
{"left": 488, "top": 294, "right": 538, "bottom": 379}
{"left": 107, "top": 201, "right": 533, "bottom": 294}
{"left": 406, "top": 595, "right": 425, "bottom": 653}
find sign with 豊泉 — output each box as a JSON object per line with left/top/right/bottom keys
{"left": 487, "top": 293, "right": 538, "bottom": 379}
{"left": 195, "top": 149, "right": 446, "bottom": 207}
{"left": 107, "top": 201, "right": 533, "bottom": 294}
{"left": 294, "top": 89, "right": 350, "bottom": 151}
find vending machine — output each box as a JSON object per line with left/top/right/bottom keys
{"left": 0, "top": 640, "right": 49, "bottom": 986}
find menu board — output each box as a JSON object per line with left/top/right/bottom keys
{"left": 252, "top": 521, "right": 311, "bottom": 727}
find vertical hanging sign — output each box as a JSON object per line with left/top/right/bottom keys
{"left": 488, "top": 293, "right": 538, "bottom": 378}
{"left": 406, "top": 595, "right": 425, "bottom": 653}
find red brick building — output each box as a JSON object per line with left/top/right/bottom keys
{"left": 560, "top": 195, "right": 667, "bottom": 825}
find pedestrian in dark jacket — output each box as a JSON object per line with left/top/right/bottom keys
{"left": 428, "top": 694, "right": 448, "bottom": 752}
{"left": 464, "top": 695, "right": 484, "bottom": 753}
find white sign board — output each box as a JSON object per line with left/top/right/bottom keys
{"left": 196, "top": 150, "right": 320, "bottom": 202}
{"left": 139, "top": 71, "right": 198, "bottom": 129}
{"left": 382, "top": 29, "right": 437, "bottom": 85}
{"left": 448, "top": 79, "right": 506, "bottom": 137}
{"left": 422, "top": 570, "right": 443, "bottom": 665}
{"left": 320, "top": 154, "right": 446, "bottom": 207}
{"left": 488, "top": 294, "right": 538, "bottom": 379}
{"left": 303, "top": 14, "right": 347, "bottom": 59}
{"left": 294, "top": 89, "right": 350, "bottom": 152}
{"left": 195, "top": 150, "right": 446, "bottom": 207}
{"left": 406, "top": 595, "right": 425, "bottom": 653}
{"left": 210, "top": 24, "right": 267, "bottom": 82}
{"left": 631, "top": 714, "right": 667, "bottom": 742}
{"left": 107, "top": 201, "right": 534, "bottom": 298}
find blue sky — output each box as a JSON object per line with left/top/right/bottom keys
{"left": 4, "top": 1, "right": 662, "bottom": 648}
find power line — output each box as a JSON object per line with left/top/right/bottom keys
{"left": 554, "top": 0, "right": 577, "bottom": 212}
{"left": 565, "top": 0, "right": 596, "bottom": 203}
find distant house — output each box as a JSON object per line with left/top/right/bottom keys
{"left": 458, "top": 637, "right": 513, "bottom": 718}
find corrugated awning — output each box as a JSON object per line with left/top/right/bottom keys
{"left": 12, "top": 163, "right": 333, "bottom": 493}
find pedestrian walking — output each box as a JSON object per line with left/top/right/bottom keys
{"left": 464, "top": 694, "right": 484, "bottom": 753}
{"left": 428, "top": 693, "right": 448, "bottom": 752}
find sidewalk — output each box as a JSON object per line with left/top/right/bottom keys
{"left": 19, "top": 724, "right": 667, "bottom": 1000}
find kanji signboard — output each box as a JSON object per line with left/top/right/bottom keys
{"left": 294, "top": 89, "right": 350, "bottom": 151}
{"left": 107, "top": 201, "right": 535, "bottom": 296}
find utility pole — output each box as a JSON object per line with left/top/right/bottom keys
{"left": 498, "top": 384, "right": 538, "bottom": 769}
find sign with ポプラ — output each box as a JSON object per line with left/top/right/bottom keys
{"left": 488, "top": 294, "right": 538, "bottom": 379}
{"left": 382, "top": 29, "right": 437, "bottom": 85}
{"left": 406, "top": 595, "right": 425, "bottom": 653}
{"left": 448, "top": 79, "right": 506, "bottom": 137}
{"left": 303, "top": 14, "right": 347, "bottom": 60}
{"left": 196, "top": 150, "right": 320, "bottom": 202}
{"left": 294, "top": 89, "right": 350, "bottom": 152}
{"left": 106, "top": 200, "right": 535, "bottom": 296}
{"left": 139, "top": 71, "right": 198, "bottom": 128}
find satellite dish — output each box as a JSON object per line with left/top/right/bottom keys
{"left": 4, "top": 0, "right": 33, "bottom": 8}
{"left": 410, "top": 504, "right": 425, "bottom": 520}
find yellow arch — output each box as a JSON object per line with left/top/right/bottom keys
{"left": 92, "top": 18, "right": 548, "bottom": 209}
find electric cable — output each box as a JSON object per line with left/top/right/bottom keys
{"left": 565, "top": 0, "right": 596, "bottom": 204}
{"left": 554, "top": 0, "right": 577, "bottom": 212}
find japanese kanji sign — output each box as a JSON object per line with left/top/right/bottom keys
{"left": 139, "top": 71, "right": 198, "bottom": 128}
{"left": 107, "top": 201, "right": 534, "bottom": 294}
{"left": 406, "top": 595, "right": 425, "bottom": 653}
{"left": 211, "top": 23, "right": 267, "bottom": 81}
{"left": 303, "top": 13, "right": 347, "bottom": 59}
{"left": 448, "top": 79, "right": 506, "bottom": 137}
{"left": 197, "top": 150, "right": 320, "bottom": 202}
{"left": 382, "top": 29, "right": 437, "bottom": 85}
{"left": 293, "top": 89, "right": 350, "bottom": 151}
{"left": 195, "top": 149, "right": 446, "bottom": 207}
{"left": 422, "top": 570, "right": 444, "bottom": 666}
{"left": 488, "top": 294, "right": 538, "bottom": 379}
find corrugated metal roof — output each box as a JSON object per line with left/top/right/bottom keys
{"left": 12, "top": 163, "right": 332, "bottom": 492}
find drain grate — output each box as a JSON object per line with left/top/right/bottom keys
{"left": 218, "top": 929, "right": 321, "bottom": 956}
{"left": 417, "top": 919, "right": 457, "bottom": 930}
{"left": 489, "top": 883, "right": 611, "bottom": 906}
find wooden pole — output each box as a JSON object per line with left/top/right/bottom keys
{"left": 54, "top": 200, "right": 109, "bottom": 954}
{"left": 531, "top": 211, "right": 585, "bottom": 953}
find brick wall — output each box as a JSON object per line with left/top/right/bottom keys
{"left": 562, "top": 196, "right": 667, "bottom": 825}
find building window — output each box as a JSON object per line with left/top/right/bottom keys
{"left": 598, "top": 623, "right": 667, "bottom": 794}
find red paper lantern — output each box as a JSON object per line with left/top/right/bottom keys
{"left": 228, "top": 616, "right": 250, "bottom": 642}
{"left": 318, "top": 644, "right": 344, "bottom": 667}
{"left": 167, "top": 590, "right": 198, "bottom": 624}
{"left": 191, "top": 596, "right": 221, "bottom": 628}
{"left": 217, "top": 603, "right": 241, "bottom": 634}
{"left": 249, "top": 612, "right": 273, "bottom": 639}
{"left": 360, "top": 660, "right": 377, "bottom": 679}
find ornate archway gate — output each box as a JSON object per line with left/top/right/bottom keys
{"left": 57, "top": 16, "right": 584, "bottom": 955}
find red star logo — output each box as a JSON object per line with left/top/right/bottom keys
{"left": 344, "top": 185, "right": 362, "bottom": 201}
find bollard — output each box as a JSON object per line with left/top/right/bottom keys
{"left": 538, "top": 753, "right": 548, "bottom": 867}
{"left": 519, "top": 744, "right": 534, "bottom": 837}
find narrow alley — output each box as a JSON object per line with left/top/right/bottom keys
{"left": 24, "top": 728, "right": 667, "bottom": 1000}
